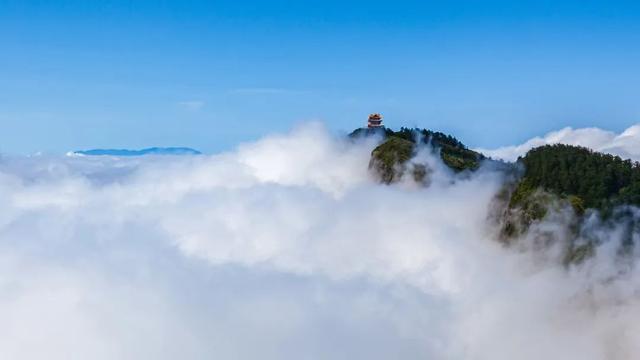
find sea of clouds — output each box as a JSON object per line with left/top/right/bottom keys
{"left": 1, "top": 122, "right": 640, "bottom": 359}
{"left": 478, "top": 124, "right": 640, "bottom": 162}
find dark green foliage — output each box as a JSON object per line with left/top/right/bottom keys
{"left": 567, "top": 195, "right": 585, "bottom": 216}
{"left": 508, "top": 178, "right": 536, "bottom": 208}
{"left": 510, "top": 180, "right": 550, "bottom": 221}
{"left": 350, "top": 126, "right": 484, "bottom": 176}
{"left": 519, "top": 144, "right": 640, "bottom": 210}
{"left": 617, "top": 181, "right": 640, "bottom": 206}
{"left": 388, "top": 127, "right": 483, "bottom": 171}
{"left": 564, "top": 242, "right": 595, "bottom": 265}
{"left": 412, "top": 164, "right": 429, "bottom": 184}
{"left": 357, "top": 130, "right": 640, "bottom": 266}
{"left": 501, "top": 179, "right": 553, "bottom": 239}
{"left": 348, "top": 127, "right": 390, "bottom": 139}
{"left": 369, "top": 137, "right": 415, "bottom": 184}
{"left": 501, "top": 144, "right": 640, "bottom": 264}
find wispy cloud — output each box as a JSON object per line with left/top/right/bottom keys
{"left": 178, "top": 100, "right": 205, "bottom": 111}
{"left": 478, "top": 124, "right": 640, "bottom": 161}
{"left": 227, "top": 88, "right": 305, "bottom": 95}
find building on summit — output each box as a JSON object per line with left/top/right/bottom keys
{"left": 367, "top": 113, "right": 383, "bottom": 128}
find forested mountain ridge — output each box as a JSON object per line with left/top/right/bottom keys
{"left": 354, "top": 127, "right": 640, "bottom": 263}
{"left": 350, "top": 127, "right": 485, "bottom": 183}
{"left": 353, "top": 126, "right": 640, "bottom": 211}
{"left": 515, "top": 144, "right": 640, "bottom": 210}
{"left": 499, "top": 144, "right": 640, "bottom": 261}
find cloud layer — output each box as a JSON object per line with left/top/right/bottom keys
{"left": 1, "top": 123, "right": 640, "bottom": 359}
{"left": 478, "top": 123, "right": 640, "bottom": 161}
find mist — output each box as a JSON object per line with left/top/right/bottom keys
{"left": 1, "top": 123, "right": 640, "bottom": 359}
{"left": 478, "top": 124, "right": 640, "bottom": 162}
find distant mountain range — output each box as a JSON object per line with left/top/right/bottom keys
{"left": 70, "top": 147, "right": 202, "bottom": 157}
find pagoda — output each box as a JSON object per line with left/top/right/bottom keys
{"left": 367, "top": 113, "right": 383, "bottom": 128}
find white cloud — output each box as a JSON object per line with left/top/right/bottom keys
{"left": 178, "top": 100, "right": 205, "bottom": 111}
{"left": 1, "top": 123, "right": 640, "bottom": 359}
{"left": 227, "top": 88, "right": 304, "bottom": 95}
{"left": 478, "top": 124, "right": 640, "bottom": 161}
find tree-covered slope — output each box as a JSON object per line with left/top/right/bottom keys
{"left": 499, "top": 144, "right": 640, "bottom": 264}
{"left": 368, "top": 136, "right": 416, "bottom": 184}
{"left": 350, "top": 127, "right": 484, "bottom": 183}
{"left": 352, "top": 127, "right": 640, "bottom": 213}
{"left": 351, "top": 127, "right": 640, "bottom": 264}
{"left": 516, "top": 144, "right": 640, "bottom": 210}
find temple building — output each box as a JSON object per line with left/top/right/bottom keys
{"left": 367, "top": 113, "right": 383, "bottom": 128}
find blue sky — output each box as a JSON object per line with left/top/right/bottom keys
{"left": 2, "top": 0, "right": 640, "bottom": 154}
